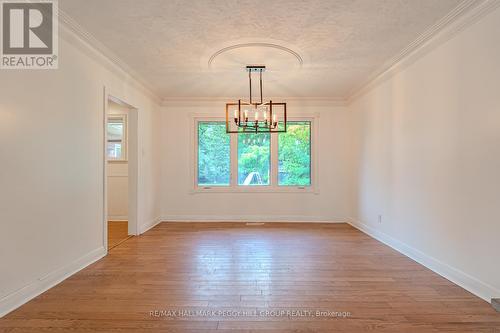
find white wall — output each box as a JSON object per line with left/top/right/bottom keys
{"left": 350, "top": 5, "right": 500, "bottom": 301}
{"left": 0, "top": 26, "right": 162, "bottom": 315}
{"left": 107, "top": 103, "right": 130, "bottom": 221}
{"left": 160, "top": 101, "right": 354, "bottom": 222}
{"left": 107, "top": 162, "right": 129, "bottom": 220}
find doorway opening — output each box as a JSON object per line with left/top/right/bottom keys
{"left": 105, "top": 94, "right": 138, "bottom": 251}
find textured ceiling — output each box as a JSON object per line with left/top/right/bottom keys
{"left": 60, "top": 0, "right": 463, "bottom": 99}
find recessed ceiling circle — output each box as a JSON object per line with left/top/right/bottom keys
{"left": 207, "top": 42, "right": 303, "bottom": 71}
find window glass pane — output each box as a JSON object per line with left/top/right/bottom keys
{"left": 198, "top": 122, "right": 230, "bottom": 186}
{"left": 107, "top": 142, "right": 123, "bottom": 160}
{"left": 107, "top": 121, "right": 124, "bottom": 141}
{"left": 278, "top": 121, "right": 311, "bottom": 186}
{"left": 238, "top": 133, "right": 270, "bottom": 186}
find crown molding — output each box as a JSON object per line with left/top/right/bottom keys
{"left": 161, "top": 96, "right": 348, "bottom": 107}
{"left": 347, "top": 0, "right": 500, "bottom": 104}
{"left": 56, "top": 0, "right": 500, "bottom": 106}
{"left": 57, "top": 9, "right": 162, "bottom": 104}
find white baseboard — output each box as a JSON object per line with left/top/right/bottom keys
{"left": 138, "top": 216, "right": 162, "bottom": 234}
{"left": 0, "top": 246, "right": 106, "bottom": 318}
{"left": 348, "top": 219, "right": 499, "bottom": 303}
{"left": 107, "top": 215, "right": 128, "bottom": 221}
{"left": 161, "top": 215, "right": 349, "bottom": 223}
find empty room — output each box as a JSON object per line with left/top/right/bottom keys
{"left": 1, "top": 0, "right": 499, "bottom": 332}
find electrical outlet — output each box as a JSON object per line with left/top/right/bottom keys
{"left": 378, "top": 215, "right": 382, "bottom": 224}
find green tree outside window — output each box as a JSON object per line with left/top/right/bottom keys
{"left": 238, "top": 133, "right": 270, "bottom": 185}
{"left": 197, "top": 122, "right": 230, "bottom": 186}
{"left": 278, "top": 121, "right": 311, "bottom": 186}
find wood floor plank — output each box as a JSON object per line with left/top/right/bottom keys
{"left": 1, "top": 222, "right": 499, "bottom": 332}
{"left": 108, "top": 221, "right": 132, "bottom": 250}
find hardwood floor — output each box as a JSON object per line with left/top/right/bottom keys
{"left": 1, "top": 222, "right": 499, "bottom": 332}
{"left": 107, "top": 221, "right": 132, "bottom": 250}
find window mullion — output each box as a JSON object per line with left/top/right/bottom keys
{"left": 230, "top": 131, "right": 238, "bottom": 187}
{"left": 270, "top": 132, "right": 278, "bottom": 188}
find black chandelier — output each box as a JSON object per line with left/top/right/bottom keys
{"left": 225, "top": 65, "right": 287, "bottom": 133}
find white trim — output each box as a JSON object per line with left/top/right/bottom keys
{"left": 191, "top": 114, "right": 319, "bottom": 194}
{"left": 108, "top": 216, "right": 128, "bottom": 222}
{"left": 200, "top": 38, "right": 309, "bottom": 71}
{"left": 107, "top": 160, "right": 129, "bottom": 166}
{"left": 161, "top": 216, "right": 349, "bottom": 223}
{"left": 348, "top": 0, "right": 500, "bottom": 103}
{"left": 207, "top": 42, "right": 303, "bottom": 69}
{"left": 348, "top": 219, "right": 500, "bottom": 303}
{"left": 190, "top": 185, "right": 318, "bottom": 194}
{"left": 104, "top": 90, "right": 140, "bottom": 245}
{"left": 57, "top": 10, "right": 162, "bottom": 104}
{"left": 162, "top": 97, "right": 348, "bottom": 107}
{"left": 0, "top": 246, "right": 106, "bottom": 318}
{"left": 138, "top": 216, "right": 163, "bottom": 234}
{"left": 102, "top": 87, "right": 109, "bottom": 252}
{"left": 57, "top": 0, "right": 500, "bottom": 105}
{"left": 107, "top": 173, "right": 128, "bottom": 178}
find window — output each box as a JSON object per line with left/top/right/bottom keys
{"left": 197, "top": 122, "right": 230, "bottom": 186}
{"left": 194, "top": 116, "right": 316, "bottom": 192}
{"left": 238, "top": 133, "right": 270, "bottom": 186}
{"left": 278, "top": 121, "right": 311, "bottom": 186}
{"left": 107, "top": 115, "right": 127, "bottom": 161}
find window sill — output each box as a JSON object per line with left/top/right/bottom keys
{"left": 190, "top": 186, "right": 319, "bottom": 194}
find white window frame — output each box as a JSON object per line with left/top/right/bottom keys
{"left": 107, "top": 114, "right": 128, "bottom": 162}
{"left": 190, "top": 113, "right": 319, "bottom": 194}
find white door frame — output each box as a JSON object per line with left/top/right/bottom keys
{"left": 102, "top": 87, "right": 139, "bottom": 252}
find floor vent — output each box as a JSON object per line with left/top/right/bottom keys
{"left": 492, "top": 298, "right": 500, "bottom": 312}
{"left": 246, "top": 222, "right": 265, "bottom": 226}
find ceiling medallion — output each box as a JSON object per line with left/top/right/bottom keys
{"left": 225, "top": 65, "right": 287, "bottom": 134}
